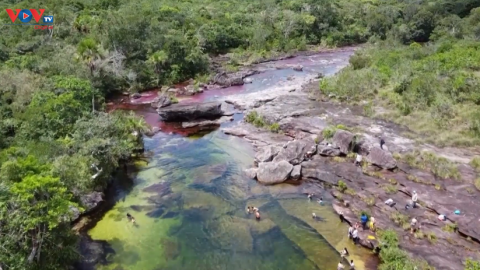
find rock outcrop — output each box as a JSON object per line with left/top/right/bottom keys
{"left": 273, "top": 139, "right": 315, "bottom": 165}
{"left": 256, "top": 160, "right": 293, "bottom": 185}
{"left": 366, "top": 146, "right": 397, "bottom": 169}
{"left": 158, "top": 101, "right": 223, "bottom": 122}
{"left": 317, "top": 143, "right": 342, "bottom": 157}
{"left": 80, "top": 192, "right": 104, "bottom": 213}
{"left": 255, "top": 145, "right": 281, "bottom": 162}
{"left": 151, "top": 94, "right": 172, "bottom": 108}
{"left": 332, "top": 130, "right": 355, "bottom": 154}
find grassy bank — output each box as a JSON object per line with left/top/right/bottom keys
{"left": 320, "top": 14, "right": 480, "bottom": 147}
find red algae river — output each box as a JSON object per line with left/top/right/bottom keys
{"left": 85, "top": 48, "right": 376, "bottom": 270}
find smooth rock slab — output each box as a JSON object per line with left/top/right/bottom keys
{"left": 256, "top": 160, "right": 293, "bottom": 185}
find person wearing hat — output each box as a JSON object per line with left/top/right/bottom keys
{"left": 412, "top": 191, "right": 418, "bottom": 208}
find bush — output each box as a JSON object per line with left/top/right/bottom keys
{"left": 337, "top": 180, "right": 348, "bottom": 193}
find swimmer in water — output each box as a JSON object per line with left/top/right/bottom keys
{"left": 255, "top": 211, "right": 260, "bottom": 220}
{"left": 126, "top": 213, "right": 135, "bottom": 223}
{"left": 318, "top": 197, "right": 324, "bottom": 205}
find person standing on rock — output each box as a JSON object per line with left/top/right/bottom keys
{"left": 354, "top": 153, "right": 362, "bottom": 166}
{"left": 337, "top": 261, "right": 345, "bottom": 270}
{"left": 360, "top": 213, "right": 368, "bottom": 230}
{"left": 410, "top": 217, "right": 418, "bottom": 234}
{"left": 349, "top": 260, "right": 355, "bottom": 270}
{"left": 380, "top": 138, "right": 385, "bottom": 150}
{"left": 412, "top": 191, "right": 418, "bottom": 208}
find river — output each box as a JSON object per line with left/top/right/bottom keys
{"left": 86, "top": 48, "right": 375, "bottom": 270}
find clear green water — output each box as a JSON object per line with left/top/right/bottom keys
{"left": 88, "top": 125, "right": 371, "bottom": 270}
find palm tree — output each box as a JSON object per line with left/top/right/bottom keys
{"left": 76, "top": 38, "right": 100, "bottom": 113}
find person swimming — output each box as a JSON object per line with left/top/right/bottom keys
{"left": 308, "top": 193, "right": 314, "bottom": 200}
{"left": 312, "top": 213, "right": 317, "bottom": 219}
{"left": 255, "top": 211, "right": 260, "bottom": 220}
{"left": 247, "top": 206, "right": 251, "bottom": 213}
{"left": 317, "top": 197, "right": 324, "bottom": 205}
{"left": 126, "top": 213, "right": 135, "bottom": 223}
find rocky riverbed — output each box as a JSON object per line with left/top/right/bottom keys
{"left": 219, "top": 75, "right": 480, "bottom": 269}
{"left": 83, "top": 47, "right": 480, "bottom": 270}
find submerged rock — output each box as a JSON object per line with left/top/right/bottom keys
{"left": 257, "top": 160, "right": 294, "bottom": 185}
{"left": 244, "top": 77, "right": 253, "bottom": 84}
{"left": 142, "top": 181, "right": 172, "bottom": 197}
{"left": 181, "top": 116, "right": 233, "bottom": 128}
{"left": 332, "top": 130, "right": 355, "bottom": 154}
{"left": 157, "top": 101, "right": 223, "bottom": 122}
{"left": 366, "top": 146, "right": 397, "bottom": 169}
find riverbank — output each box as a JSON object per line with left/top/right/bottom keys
{"left": 221, "top": 74, "right": 480, "bottom": 269}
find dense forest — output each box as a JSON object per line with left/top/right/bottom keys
{"left": 1, "top": 0, "right": 480, "bottom": 269}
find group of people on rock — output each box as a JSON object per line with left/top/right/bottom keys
{"left": 247, "top": 206, "right": 261, "bottom": 220}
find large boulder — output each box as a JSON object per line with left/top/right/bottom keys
{"left": 256, "top": 160, "right": 294, "bottom": 185}
{"left": 213, "top": 72, "right": 244, "bottom": 87}
{"left": 273, "top": 139, "right": 315, "bottom": 165}
{"left": 255, "top": 145, "right": 281, "bottom": 162}
{"left": 157, "top": 101, "right": 223, "bottom": 122}
{"left": 366, "top": 147, "right": 397, "bottom": 169}
{"left": 151, "top": 94, "right": 172, "bottom": 109}
{"left": 332, "top": 130, "right": 355, "bottom": 154}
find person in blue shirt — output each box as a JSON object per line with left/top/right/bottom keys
{"left": 360, "top": 214, "right": 368, "bottom": 230}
